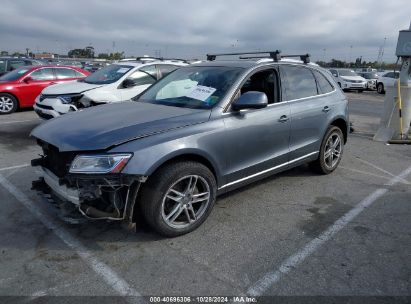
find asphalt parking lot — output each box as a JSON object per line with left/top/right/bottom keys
{"left": 0, "top": 91, "right": 410, "bottom": 303}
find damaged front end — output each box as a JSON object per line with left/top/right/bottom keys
{"left": 31, "top": 140, "right": 146, "bottom": 225}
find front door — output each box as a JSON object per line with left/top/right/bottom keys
{"left": 120, "top": 65, "right": 158, "bottom": 100}
{"left": 19, "top": 68, "right": 56, "bottom": 107}
{"left": 222, "top": 68, "right": 291, "bottom": 186}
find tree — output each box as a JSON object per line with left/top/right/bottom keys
{"left": 96, "top": 52, "right": 125, "bottom": 60}
{"left": 68, "top": 47, "right": 95, "bottom": 58}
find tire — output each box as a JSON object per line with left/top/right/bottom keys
{"left": 310, "top": 126, "right": 344, "bottom": 175}
{"left": 140, "top": 161, "right": 217, "bottom": 237}
{"left": 0, "top": 93, "right": 18, "bottom": 114}
{"left": 377, "top": 83, "right": 385, "bottom": 94}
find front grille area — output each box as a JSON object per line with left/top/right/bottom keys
{"left": 36, "top": 103, "right": 53, "bottom": 110}
{"left": 39, "top": 140, "right": 76, "bottom": 177}
{"left": 34, "top": 109, "right": 54, "bottom": 120}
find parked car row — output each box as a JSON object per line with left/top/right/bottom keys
{"left": 328, "top": 68, "right": 368, "bottom": 92}
{"left": 0, "top": 65, "right": 89, "bottom": 114}
{"left": 29, "top": 51, "right": 349, "bottom": 237}
{"left": 34, "top": 59, "right": 187, "bottom": 119}
{"left": 0, "top": 57, "right": 43, "bottom": 76}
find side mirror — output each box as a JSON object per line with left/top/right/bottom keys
{"left": 23, "top": 76, "right": 33, "bottom": 83}
{"left": 232, "top": 91, "right": 268, "bottom": 111}
{"left": 122, "top": 78, "right": 136, "bottom": 88}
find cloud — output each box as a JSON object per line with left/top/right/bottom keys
{"left": 1, "top": 0, "right": 410, "bottom": 61}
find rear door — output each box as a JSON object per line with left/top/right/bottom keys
{"left": 19, "top": 68, "right": 56, "bottom": 106}
{"left": 280, "top": 65, "right": 333, "bottom": 161}
{"left": 53, "top": 67, "right": 83, "bottom": 84}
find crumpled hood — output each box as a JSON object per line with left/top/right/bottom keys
{"left": 42, "top": 80, "right": 103, "bottom": 95}
{"left": 31, "top": 102, "right": 210, "bottom": 151}
{"left": 341, "top": 76, "right": 365, "bottom": 82}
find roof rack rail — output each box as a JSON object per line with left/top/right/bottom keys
{"left": 206, "top": 50, "right": 310, "bottom": 64}
{"left": 206, "top": 50, "right": 282, "bottom": 62}
{"left": 239, "top": 53, "right": 311, "bottom": 64}
{"left": 135, "top": 56, "right": 188, "bottom": 63}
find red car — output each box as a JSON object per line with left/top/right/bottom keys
{"left": 0, "top": 66, "right": 90, "bottom": 114}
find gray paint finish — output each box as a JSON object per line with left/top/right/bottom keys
{"left": 31, "top": 62, "right": 349, "bottom": 191}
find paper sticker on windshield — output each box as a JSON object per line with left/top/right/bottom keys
{"left": 116, "top": 68, "right": 130, "bottom": 74}
{"left": 186, "top": 85, "right": 216, "bottom": 101}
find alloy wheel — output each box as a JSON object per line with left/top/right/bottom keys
{"left": 323, "top": 132, "right": 342, "bottom": 170}
{"left": 161, "top": 175, "right": 211, "bottom": 229}
{"left": 0, "top": 96, "right": 14, "bottom": 113}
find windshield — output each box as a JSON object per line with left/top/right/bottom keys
{"left": 338, "top": 70, "right": 359, "bottom": 77}
{"left": 0, "top": 67, "right": 31, "bottom": 81}
{"left": 362, "top": 73, "right": 379, "bottom": 79}
{"left": 137, "top": 66, "right": 244, "bottom": 109}
{"left": 82, "top": 64, "right": 132, "bottom": 84}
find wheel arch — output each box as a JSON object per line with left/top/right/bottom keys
{"left": 330, "top": 117, "right": 348, "bottom": 143}
{"left": 145, "top": 150, "right": 220, "bottom": 186}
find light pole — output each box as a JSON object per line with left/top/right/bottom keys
{"left": 349, "top": 45, "right": 353, "bottom": 68}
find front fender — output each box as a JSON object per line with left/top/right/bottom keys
{"left": 109, "top": 119, "right": 227, "bottom": 186}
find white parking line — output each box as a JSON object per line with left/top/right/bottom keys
{"left": 340, "top": 165, "right": 411, "bottom": 185}
{"left": 0, "top": 119, "right": 39, "bottom": 125}
{"left": 247, "top": 165, "right": 411, "bottom": 296}
{"left": 0, "top": 174, "right": 141, "bottom": 299}
{"left": 0, "top": 164, "right": 30, "bottom": 172}
{"left": 355, "top": 157, "right": 410, "bottom": 184}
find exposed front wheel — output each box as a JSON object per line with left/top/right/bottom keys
{"left": 0, "top": 93, "right": 18, "bottom": 114}
{"left": 140, "top": 161, "right": 217, "bottom": 237}
{"left": 310, "top": 126, "right": 344, "bottom": 174}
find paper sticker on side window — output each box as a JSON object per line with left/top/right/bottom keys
{"left": 117, "top": 68, "right": 131, "bottom": 74}
{"left": 186, "top": 85, "right": 216, "bottom": 101}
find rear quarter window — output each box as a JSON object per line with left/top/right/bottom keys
{"left": 312, "top": 70, "right": 334, "bottom": 94}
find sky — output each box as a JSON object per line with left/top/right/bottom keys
{"left": 0, "top": 0, "right": 410, "bottom": 62}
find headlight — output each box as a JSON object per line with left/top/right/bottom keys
{"left": 58, "top": 94, "right": 83, "bottom": 104}
{"left": 69, "top": 154, "right": 132, "bottom": 174}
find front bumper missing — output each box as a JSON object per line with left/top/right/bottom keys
{"left": 32, "top": 165, "right": 146, "bottom": 224}
{"left": 37, "top": 167, "right": 80, "bottom": 205}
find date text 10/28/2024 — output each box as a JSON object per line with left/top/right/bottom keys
{"left": 149, "top": 296, "right": 258, "bottom": 303}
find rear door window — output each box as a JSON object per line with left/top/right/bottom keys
{"left": 30, "top": 68, "right": 55, "bottom": 80}
{"left": 54, "top": 68, "right": 76, "bottom": 79}
{"left": 280, "top": 65, "right": 318, "bottom": 101}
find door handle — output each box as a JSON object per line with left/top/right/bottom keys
{"left": 278, "top": 115, "right": 289, "bottom": 123}
{"left": 322, "top": 106, "right": 330, "bottom": 113}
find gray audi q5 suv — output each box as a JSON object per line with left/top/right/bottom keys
{"left": 31, "top": 51, "right": 349, "bottom": 237}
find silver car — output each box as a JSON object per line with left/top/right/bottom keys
{"left": 31, "top": 51, "right": 349, "bottom": 237}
